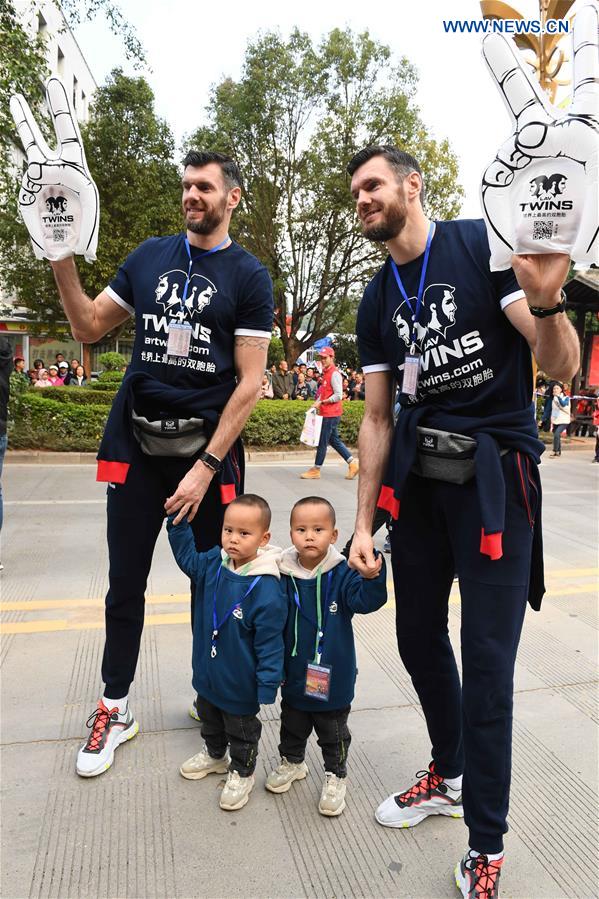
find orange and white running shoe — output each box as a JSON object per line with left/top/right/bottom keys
{"left": 76, "top": 700, "right": 138, "bottom": 777}
{"left": 455, "top": 850, "right": 504, "bottom": 898}
{"left": 375, "top": 762, "right": 463, "bottom": 828}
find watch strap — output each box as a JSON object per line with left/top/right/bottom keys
{"left": 529, "top": 289, "right": 567, "bottom": 318}
{"left": 199, "top": 450, "right": 223, "bottom": 473}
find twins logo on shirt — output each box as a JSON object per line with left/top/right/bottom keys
{"left": 154, "top": 270, "right": 217, "bottom": 321}
{"left": 392, "top": 283, "right": 457, "bottom": 352}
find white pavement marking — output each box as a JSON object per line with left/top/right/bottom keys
{"left": 4, "top": 499, "right": 106, "bottom": 506}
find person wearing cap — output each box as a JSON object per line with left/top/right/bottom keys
{"left": 47, "top": 365, "right": 63, "bottom": 386}
{"left": 301, "top": 347, "right": 359, "bottom": 480}
{"left": 58, "top": 361, "right": 70, "bottom": 382}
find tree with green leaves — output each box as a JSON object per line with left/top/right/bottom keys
{"left": 188, "top": 28, "right": 463, "bottom": 362}
{"left": 0, "top": 69, "right": 182, "bottom": 330}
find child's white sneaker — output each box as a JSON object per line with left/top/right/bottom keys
{"left": 318, "top": 772, "right": 347, "bottom": 816}
{"left": 266, "top": 757, "right": 309, "bottom": 793}
{"left": 219, "top": 770, "right": 255, "bottom": 810}
{"left": 179, "top": 746, "right": 229, "bottom": 780}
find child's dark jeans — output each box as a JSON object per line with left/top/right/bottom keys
{"left": 196, "top": 695, "right": 261, "bottom": 777}
{"left": 278, "top": 699, "right": 351, "bottom": 777}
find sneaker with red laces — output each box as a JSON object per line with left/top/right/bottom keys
{"left": 455, "top": 851, "right": 504, "bottom": 898}
{"left": 76, "top": 700, "right": 138, "bottom": 777}
{"left": 375, "top": 763, "right": 463, "bottom": 828}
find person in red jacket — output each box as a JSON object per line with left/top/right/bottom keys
{"left": 301, "top": 347, "right": 359, "bottom": 480}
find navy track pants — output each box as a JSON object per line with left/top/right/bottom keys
{"left": 102, "top": 440, "right": 244, "bottom": 698}
{"left": 390, "top": 450, "right": 541, "bottom": 854}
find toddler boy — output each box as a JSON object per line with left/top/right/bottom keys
{"left": 266, "top": 496, "right": 386, "bottom": 815}
{"left": 168, "top": 494, "right": 286, "bottom": 811}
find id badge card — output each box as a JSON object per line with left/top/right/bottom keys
{"left": 304, "top": 662, "right": 332, "bottom": 702}
{"left": 166, "top": 322, "right": 192, "bottom": 358}
{"left": 401, "top": 352, "right": 421, "bottom": 397}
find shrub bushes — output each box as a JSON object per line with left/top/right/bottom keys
{"left": 242, "top": 400, "right": 362, "bottom": 446}
{"left": 31, "top": 386, "right": 116, "bottom": 405}
{"left": 9, "top": 392, "right": 110, "bottom": 451}
{"left": 98, "top": 352, "right": 127, "bottom": 371}
{"left": 8, "top": 393, "right": 364, "bottom": 451}
{"left": 97, "top": 371, "right": 125, "bottom": 384}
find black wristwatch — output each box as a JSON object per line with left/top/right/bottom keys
{"left": 199, "top": 450, "right": 223, "bottom": 473}
{"left": 528, "top": 289, "right": 567, "bottom": 318}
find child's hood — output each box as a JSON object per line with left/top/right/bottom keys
{"left": 279, "top": 545, "right": 345, "bottom": 578}
{"left": 221, "top": 544, "right": 283, "bottom": 578}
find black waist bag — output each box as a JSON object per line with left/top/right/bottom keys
{"left": 412, "top": 426, "right": 477, "bottom": 485}
{"left": 132, "top": 412, "right": 210, "bottom": 457}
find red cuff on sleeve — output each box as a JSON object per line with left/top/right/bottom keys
{"left": 480, "top": 529, "right": 503, "bottom": 560}
{"left": 96, "top": 460, "right": 130, "bottom": 484}
{"left": 220, "top": 483, "right": 236, "bottom": 505}
{"left": 377, "top": 485, "right": 400, "bottom": 520}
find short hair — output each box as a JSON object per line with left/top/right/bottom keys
{"left": 290, "top": 496, "right": 336, "bottom": 526}
{"left": 226, "top": 493, "right": 271, "bottom": 529}
{"left": 347, "top": 144, "right": 425, "bottom": 205}
{"left": 182, "top": 150, "right": 243, "bottom": 192}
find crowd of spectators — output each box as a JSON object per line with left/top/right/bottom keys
{"left": 263, "top": 360, "right": 365, "bottom": 402}
{"left": 14, "top": 354, "right": 88, "bottom": 388}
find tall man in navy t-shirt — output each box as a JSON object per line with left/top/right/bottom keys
{"left": 347, "top": 146, "right": 579, "bottom": 899}
{"left": 47, "top": 151, "right": 273, "bottom": 778}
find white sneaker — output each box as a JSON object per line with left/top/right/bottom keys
{"left": 219, "top": 770, "right": 255, "bottom": 810}
{"left": 76, "top": 700, "right": 138, "bottom": 777}
{"left": 375, "top": 764, "right": 463, "bottom": 828}
{"left": 318, "top": 772, "right": 347, "bottom": 816}
{"left": 179, "top": 746, "right": 230, "bottom": 780}
{"left": 266, "top": 757, "right": 309, "bottom": 793}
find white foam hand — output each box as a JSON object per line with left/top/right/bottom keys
{"left": 10, "top": 77, "right": 99, "bottom": 263}
{"left": 481, "top": 4, "right": 599, "bottom": 271}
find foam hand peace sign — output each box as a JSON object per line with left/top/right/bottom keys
{"left": 10, "top": 77, "right": 99, "bottom": 263}
{"left": 481, "top": 4, "right": 598, "bottom": 271}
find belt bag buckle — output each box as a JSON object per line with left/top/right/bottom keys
{"left": 131, "top": 412, "right": 209, "bottom": 457}
{"left": 412, "top": 426, "right": 477, "bottom": 485}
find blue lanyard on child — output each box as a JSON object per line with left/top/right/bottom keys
{"left": 181, "top": 234, "right": 230, "bottom": 304}
{"left": 390, "top": 221, "right": 435, "bottom": 354}
{"left": 289, "top": 569, "right": 333, "bottom": 664}
{"left": 211, "top": 565, "right": 261, "bottom": 658}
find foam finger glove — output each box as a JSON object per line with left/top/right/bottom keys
{"left": 481, "top": 4, "right": 599, "bottom": 271}
{"left": 10, "top": 77, "right": 99, "bottom": 263}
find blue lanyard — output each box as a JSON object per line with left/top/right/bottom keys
{"left": 390, "top": 221, "right": 435, "bottom": 352}
{"left": 291, "top": 569, "right": 333, "bottom": 664}
{"left": 211, "top": 565, "right": 261, "bottom": 658}
{"left": 181, "top": 234, "right": 230, "bottom": 304}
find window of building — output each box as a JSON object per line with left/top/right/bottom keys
{"left": 73, "top": 76, "right": 78, "bottom": 111}
{"left": 57, "top": 46, "right": 65, "bottom": 77}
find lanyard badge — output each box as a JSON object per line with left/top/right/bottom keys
{"left": 167, "top": 235, "right": 230, "bottom": 359}
{"left": 390, "top": 221, "right": 435, "bottom": 398}
{"left": 211, "top": 566, "right": 261, "bottom": 658}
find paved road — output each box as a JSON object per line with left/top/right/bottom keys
{"left": 1, "top": 455, "right": 597, "bottom": 898}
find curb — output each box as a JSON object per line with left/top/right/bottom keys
{"left": 4, "top": 439, "right": 594, "bottom": 465}
{"left": 3, "top": 448, "right": 328, "bottom": 465}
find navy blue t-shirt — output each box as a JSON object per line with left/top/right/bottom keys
{"left": 357, "top": 219, "right": 534, "bottom": 416}
{"left": 106, "top": 235, "right": 273, "bottom": 410}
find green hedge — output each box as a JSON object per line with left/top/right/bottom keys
{"left": 8, "top": 394, "right": 364, "bottom": 451}
{"left": 9, "top": 393, "right": 110, "bottom": 451}
{"left": 97, "top": 371, "right": 125, "bottom": 384}
{"left": 243, "top": 400, "right": 363, "bottom": 446}
{"left": 30, "top": 386, "right": 116, "bottom": 405}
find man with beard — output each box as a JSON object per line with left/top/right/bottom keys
{"left": 47, "top": 150, "right": 273, "bottom": 778}
{"left": 346, "top": 146, "right": 578, "bottom": 898}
